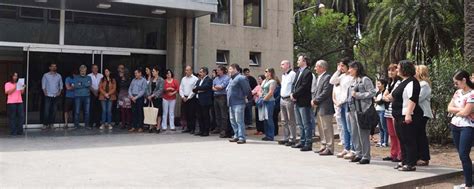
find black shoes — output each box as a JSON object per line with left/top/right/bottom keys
{"left": 350, "top": 157, "right": 362, "bottom": 163}
{"left": 300, "top": 146, "right": 313, "bottom": 152}
{"left": 200, "top": 133, "right": 209, "bottom": 137}
{"left": 292, "top": 143, "right": 304, "bottom": 148}
{"left": 286, "top": 141, "right": 295, "bottom": 146}
{"left": 398, "top": 165, "right": 416, "bottom": 171}
{"left": 229, "top": 138, "right": 239, "bottom": 142}
{"left": 358, "top": 159, "right": 370, "bottom": 164}
{"left": 182, "top": 130, "right": 191, "bottom": 133}
{"left": 382, "top": 156, "right": 392, "bottom": 161}
{"left": 237, "top": 139, "right": 246, "bottom": 144}
{"left": 278, "top": 140, "right": 289, "bottom": 145}
{"left": 261, "top": 137, "right": 274, "bottom": 141}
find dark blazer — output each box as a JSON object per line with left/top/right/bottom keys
{"left": 292, "top": 67, "right": 313, "bottom": 107}
{"left": 193, "top": 76, "right": 213, "bottom": 106}
{"left": 311, "top": 72, "right": 335, "bottom": 116}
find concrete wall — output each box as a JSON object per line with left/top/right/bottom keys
{"left": 194, "top": 0, "right": 293, "bottom": 76}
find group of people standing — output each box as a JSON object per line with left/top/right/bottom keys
{"left": 4, "top": 55, "right": 474, "bottom": 188}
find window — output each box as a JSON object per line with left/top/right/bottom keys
{"left": 216, "top": 50, "right": 229, "bottom": 64}
{"left": 243, "top": 0, "right": 262, "bottom": 27}
{"left": 249, "top": 52, "right": 261, "bottom": 66}
{"left": 211, "top": 0, "right": 231, "bottom": 24}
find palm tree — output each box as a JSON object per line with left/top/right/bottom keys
{"left": 368, "top": 0, "right": 463, "bottom": 64}
{"left": 466, "top": 0, "right": 474, "bottom": 63}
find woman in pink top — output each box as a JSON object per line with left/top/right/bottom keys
{"left": 161, "top": 69, "right": 180, "bottom": 131}
{"left": 4, "top": 72, "right": 25, "bottom": 135}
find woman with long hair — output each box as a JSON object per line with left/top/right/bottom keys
{"left": 4, "top": 72, "right": 25, "bottom": 135}
{"left": 259, "top": 68, "right": 278, "bottom": 141}
{"left": 448, "top": 70, "right": 474, "bottom": 187}
{"left": 414, "top": 65, "right": 433, "bottom": 166}
{"left": 147, "top": 66, "right": 165, "bottom": 133}
{"left": 99, "top": 68, "right": 117, "bottom": 130}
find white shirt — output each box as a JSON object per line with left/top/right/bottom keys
{"left": 451, "top": 89, "right": 474, "bottom": 127}
{"left": 316, "top": 71, "right": 326, "bottom": 88}
{"left": 401, "top": 81, "right": 415, "bottom": 116}
{"left": 329, "top": 70, "right": 353, "bottom": 104}
{"left": 179, "top": 74, "right": 199, "bottom": 99}
{"left": 88, "top": 73, "right": 103, "bottom": 91}
{"left": 280, "top": 70, "right": 296, "bottom": 98}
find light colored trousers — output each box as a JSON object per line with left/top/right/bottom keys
{"left": 317, "top": 114, "right": 334, "bottom": 152}
{"left": 161, "top": 99, "right": 176, "bottom": 129}
{"left": 348, "top": 111, "right": 371, "bottom": 160}
{"left": 280, "top": 98, "right": 297, "bottom": 142}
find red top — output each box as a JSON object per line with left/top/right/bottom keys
{"left": 163, "top": 79, "right": 179, "bottom": 100}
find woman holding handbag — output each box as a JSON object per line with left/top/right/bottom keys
{"left": 347, "top": 61, "right": 376, "bottom": 165}
{"left": 99, "top": 69, "right": 117, "bottom": 130}
{"left": 147, "top": 66, "right": 165, "bottom": 133}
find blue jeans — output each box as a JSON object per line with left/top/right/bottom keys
{"left": 450, "top": 125, "right": 473, "bottom": 187}
{"left": 229, "top": 104, "right": 246, "bottom": 140}
{"left": 7, "top": 103, "right": 24, "bottom": 135}
{"left": 43, "top": 96, "right": 58, "bottom": 125}
{"left": 101, "top": 100, "right": 113, "bottom": 124}
{"left": 295, "top": 105, "right": 313, "bottom": 146}
{"left": 378, "top": 111, "right": 389, "bottom": 145}
{"left": 263, "top": 101, "right": 275, "bottom": 140}
{"left": 244, "top": 101, "right": 253, "bottom": 125}
{"left": 340, "top": 103, "right": 352, "bottom": 151}
{"left": 74, "top": 96, "right": 90, "bottom": 127}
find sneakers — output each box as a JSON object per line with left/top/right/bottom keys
{"left": 100, "top": 124, "right": 106, "bottom": 130}
{"left": 343, "top": 152, "right": 356, "bottom": 160}
{"left": 336, "top": 150, "right": 349, "bottom": 158}
{"left": 108, "top": 125, "right": 113, "bottom": 130}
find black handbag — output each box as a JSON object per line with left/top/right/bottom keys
{"left": 353, "top": 79, "right": 379, "bottom": 130}
{"left": 355, "top": 101, "right": 379, "bottom": 130}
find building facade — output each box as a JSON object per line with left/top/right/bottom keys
{"left": 0, "top": 0, "right": 293, "bottom": 126}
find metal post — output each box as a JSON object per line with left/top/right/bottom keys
{"left": 100, "top": 51, "right": 104, "bottom": 74}
{"left": 25, "top": 47, "right": 30, "bottom": 132}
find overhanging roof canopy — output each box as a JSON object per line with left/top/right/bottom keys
{"left": 0, "top": 0, "right": 218, "bottom": 18}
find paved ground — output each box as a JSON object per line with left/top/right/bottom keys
{"left": 0, "top": 128, "right": 461, "bottom": 188}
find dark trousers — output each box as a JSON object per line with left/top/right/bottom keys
{"left": 417, "top": 117, "right": 431, "bottom": 161}
{"left": 112, "top": 101, "right": 120, "bottom": 125}
{"left": 131, "top": 97, "right": 144, "bottom": 129}
{"left": 197, "top": 104, "right": 211, "bottom": 134}
{"left": 394, "top": 115, "right": 419, "bottom": 167}
{"left": 120, "top": 108, "right": 132, "bottom": 126}
{"left": 255, "top": 106, "right": 264, "bottom": 132}
{"left": 89, "top": 95, "right": 102, "bottom": 127}
{"left": 43, "top": 96, "right": 58, "bottom": 125}
{"left": 244, "top": 101, "right": 253, "bottom": 125}
{"left": 7, "top": 103, "right": 24, "bottom": 135}
{"left": 214, "top": 96, "right": 231, "bottom": 136}
{"left": 184, "top": 98, "right": 198, "bottom": 132}
{"left": 273, "top": 106, "right": 280, "bottom": 136}
{"left": 450, "top": 125, "right": 473, "bottom": 187}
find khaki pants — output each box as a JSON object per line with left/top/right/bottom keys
{"left": 317, "top": 114, "right": 334, "bottom": 152}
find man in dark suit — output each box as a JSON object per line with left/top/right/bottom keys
{"left": 311, "top": 60, "right": 335, "bottom": 155}
{"left": 193, "top": 67, "right": 213, "bottom": 136}
{"left": 290, "top": 53, "right": 314, "bottom": 151}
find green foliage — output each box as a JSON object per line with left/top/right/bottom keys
{"left": 428, "top": 50, "right": 471, "bottom": 144}
{"left": 294, "top": 6, "right": 357, "bottom": 69}
{"left": 367, "top": 0, "right": 464, "bottom": 65}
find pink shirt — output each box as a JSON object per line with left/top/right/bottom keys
{"left": 4, "top": 82, "right": 23, "bottom": 104}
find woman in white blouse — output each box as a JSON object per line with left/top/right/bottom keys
{"left": 448, "top": 70, "right": 474, "bottom": 188}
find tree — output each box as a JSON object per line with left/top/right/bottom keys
{"left": 294, "top": 0, "right": 357, "bottom": 65}
{"left": 368, "top": 0, "right": 464, "bottom": 64}
{"left": 466, "top": 0, "right": 474, "bottom": 64}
